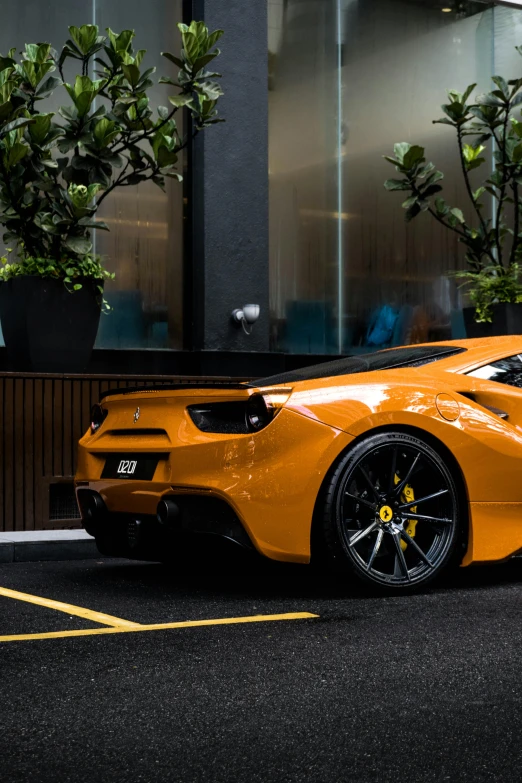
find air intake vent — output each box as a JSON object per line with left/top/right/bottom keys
{"left": 107, "top": 429, "right": 169, "bottom": 437}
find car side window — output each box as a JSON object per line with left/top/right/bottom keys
{"left": 467, "top": 354, "right": 522, "bottom": 388}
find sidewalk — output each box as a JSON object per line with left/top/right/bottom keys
{"left": 0, "top": 530, "right": 98, "bottom": 563}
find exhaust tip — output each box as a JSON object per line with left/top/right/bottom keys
{"left": 157, "top": 497, "right": 181, "bottom": 527}
{"left": 76, "top": 490, "right": 107, "bottom": 535}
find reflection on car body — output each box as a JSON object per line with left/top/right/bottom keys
{"left": 76, "top": 336, "right": 522, "bottom": 593}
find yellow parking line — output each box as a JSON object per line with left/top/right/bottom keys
{"left": 0, "top": 586, "right": 141, "bottom": 629}
{"left": 0, "top": 612, "right": 319, "bottom": 643}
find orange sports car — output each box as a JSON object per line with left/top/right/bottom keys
{"left": 75, "top": 336, "right": 522, "bottom": 592}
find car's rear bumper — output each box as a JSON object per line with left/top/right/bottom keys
{"left": 75, "top": 408, "right": 354, "bottom": 563}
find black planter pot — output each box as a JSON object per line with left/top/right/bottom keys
{"left": 0, "top": 276, "right": 103, "bottom": 373}
{"left": 463, "top": 302, "right": 522, "bottom": 339}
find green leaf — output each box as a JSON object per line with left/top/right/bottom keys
{"left": 462, "top": 143, "right": 485, "bottom": 163}
{"left": 473, "top": 187, "right": 486, "bottom": 202}
{"left": 450, "top": 207, "right": 465, "bottom": 224}
{"left": 207, "top": 30, "right": 224, "bottom": 50}
{"left": 69, "top": 24, "right": 99, "bottom": 55}
{"left": 64, "top": 236, "right": 92, "bottom": 255}
{"left": 384, "top": 179, "right": 410, "bottom": 191}
{"left": 168, "top": 94, "right": 193, "bottom": 108}
{"left": 106, "top": 28, "right": 135, "bottom": 54}
{"left": 6, "top": 142, "right": 28, "bottom": 168}
{"left": 161, "top": 52, "right": 184, "bottom": 69}
{"left": 93, "top": 117, "right": 120, "bottom": 148}
{"left": 402, "top": 145, "right": 425, "bottom": 170}
{"left": 492, "top": 76, "right": 509, "bottom": 99}
{"left": 405, "top": 202, "right": 421, "bottom": 222}
{"left": 196, "top": 80, "right": 223, "bottom": 101}
{"left": 36, "top": 75, "right": 61, "bottom": 98}
{"left": 393, "top": 142, "right": 411, "bottom": 165}
{"left": 402, "top": 196, "right": 418, "bottom": 209}
{"left": 28, "top": 113, "right": 53, "bottom": 145}
{"left": 424, "top": 171, "right": 444, "bottom": 187}
{"left": 1, "top": 117, "right": 34, "bottom": 136}
{"left": 157, "top": 147, "right": 178, "bottom": 168}
{"left": 462, "top": 83, "right": 477, "bottom": 104}
{"left": 422, "top": 184, "right": 443, "bottom": 198}
{"left": 467, "top": 157, "right": 486, "bottom": 172}
{"left": 193, "top": 53, "right": 219, "bottom": 73}
{"left": 122, "top": 63, "right": 140, "bottom": 88}
{"left": 476, "top": 93, "right": 505, "bottom": 107}
{"left": 417, "top": 163, "right": 435, "bottom": 179}
{"left": 435, "top": 197, "right": 450, "bottom": 216}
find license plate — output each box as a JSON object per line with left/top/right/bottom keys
{"left": 101, "top": 454, "right": 163, "bottom": 481}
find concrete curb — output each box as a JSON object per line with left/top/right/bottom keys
{"left": 0, "top": 530, "right": 98, "bottom": 563}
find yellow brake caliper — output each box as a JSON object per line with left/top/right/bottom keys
{"left": 394, "top": 474, "right": 417, "bottom": 551}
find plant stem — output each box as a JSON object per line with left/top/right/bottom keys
{"left": 110, "top": 103, "right": 182, "bottom": 156}
{"left": 457, "top": 126, "right": 496, "bottom": 264}
{"left": 510, "top": 180, "right": 520, "bottom": 267}
{"left": 494, "top": 105, "right": 511, "bottom": 267}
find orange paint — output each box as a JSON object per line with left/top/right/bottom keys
{"left": 76, "top": 336, "right": 522, "bottom": 566}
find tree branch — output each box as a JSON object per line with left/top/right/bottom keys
{"left": 510, "top": 180, "right": 520, "bottom": 267}
{"left": 457, "top": 126, "right": 496, "bottom": 264}
{"left": 494, "top": 106, "right": 511, "bottom": 266}
{"left": 95, "top": 158, "right": 131, "bottom": 208}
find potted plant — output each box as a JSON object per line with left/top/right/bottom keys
{"left": 384, "top": 47, "right": 522, "bottom": 337}
{"left": 0, "top": 21, "right": 224, "bottom": 372}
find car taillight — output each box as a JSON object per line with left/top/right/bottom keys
{"left": 246, "top": 388, "right": 293, "bottom": 432}
{"left": 188, "top": 388, "right": 292, "bottom": 434}
{"left": 90, "top": 404, "right": 108, "bottom": 434}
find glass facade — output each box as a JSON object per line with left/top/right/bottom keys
{"left": 0, "top": 0, "right": 184, "bottom": 350}
{"left": 268, "top": 0, "right": 522, "bottom": 354}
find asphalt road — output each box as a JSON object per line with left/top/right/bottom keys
{"left": 1, "top": 545, "right": 522, "bottom": 783}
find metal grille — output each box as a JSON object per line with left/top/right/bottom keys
{"left": 49, "top": 483, "right": 80, "bottom": 521}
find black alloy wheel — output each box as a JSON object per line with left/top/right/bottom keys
{"left": 320, "top": 432, "right": 462, "bottom": 591}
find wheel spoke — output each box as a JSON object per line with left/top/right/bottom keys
{"left": 345, "top": 492, "right": 377, "bottom": 511}
{"left": 401, "top": 511, "right": 452, "bottom": 525}
{"left": 392, "top": 532, "right": 410, "bottom": 580}
{"left": 357, "top": 465, "right": 381, "bottom": 501}
{"left": 348, "top": 521, "right": 379, "bottom": 548}
{"left": 394, "top": 452, "right": 421, "bottom": 497}
{"left": 400, "top": 528, "right": 433, "bottom": 567}
{"left": 399, "top": 489, "right": 449, "bottom": 510}
{"left": 366, "top": 529, "right": 384, "bottom": 571}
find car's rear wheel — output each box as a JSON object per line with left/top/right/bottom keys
{"left": 320, "top": 431, "right": 462, "bottom": 592}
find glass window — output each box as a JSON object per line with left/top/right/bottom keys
{"left": 0, "top": 0, "right": 184, "bottom": 350}
{"left": 468, "top": 355, "right": 522, "bottom": 388}
{"left": 267, "top": 0, "right": 520, "bottom": 356}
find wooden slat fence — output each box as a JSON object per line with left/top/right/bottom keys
{"left": 0, "top": 373, "right": 239, "bottom": 531}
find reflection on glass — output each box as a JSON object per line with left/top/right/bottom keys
{"left": 0, "top": 0, "right": 184, "bottom": 350}
{"left": 268, "top": 0, "right": 522, "bottom": 356}
{"left": 94, "top": 0, "right": 184, "bottom": 350}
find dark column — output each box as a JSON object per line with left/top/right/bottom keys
{"left": 190, "top": 0, "right": 269, "bottom": 352}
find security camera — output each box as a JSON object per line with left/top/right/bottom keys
{"left": 231, "top": 304, "right": 261, "bottom": 335}
{"left": 242, "top": 304, "right": 260, "bottom": 324}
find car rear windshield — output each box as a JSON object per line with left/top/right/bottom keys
{"left": 254, "top": 346, "right": 466, "bottom": 386}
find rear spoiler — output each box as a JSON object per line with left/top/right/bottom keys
{"left": 100, "top": 381, "right": 252, "bottom": 401}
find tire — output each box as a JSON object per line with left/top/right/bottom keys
{"left": 320, "top": 431, "right": 462, "bottom": 592}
